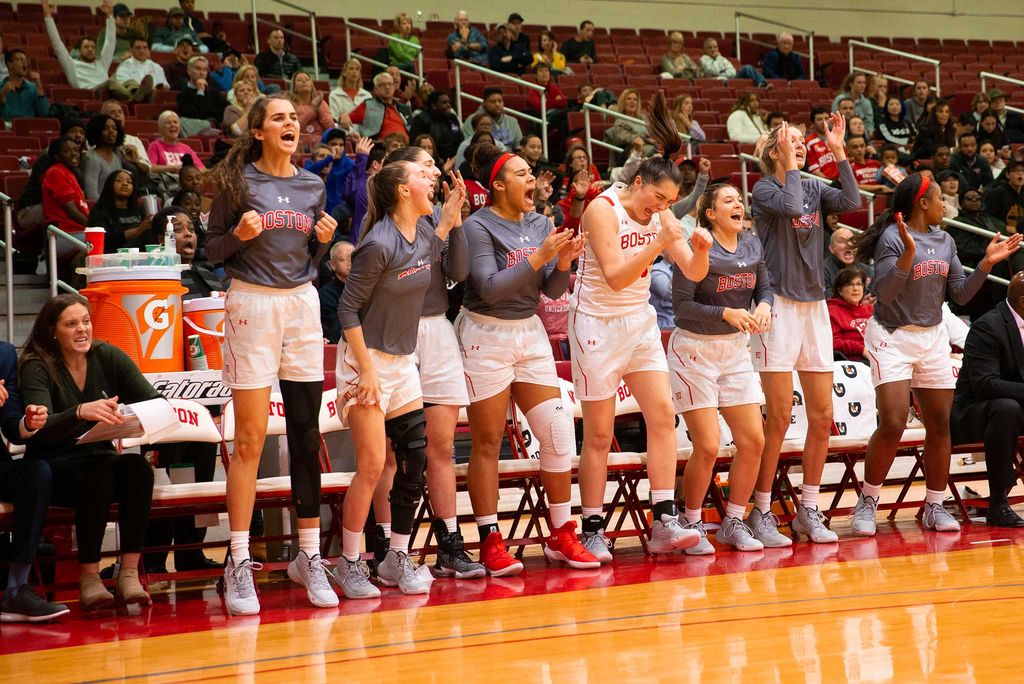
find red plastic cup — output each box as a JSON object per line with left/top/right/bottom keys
{"left": 84, "top": 226, "right": 106, "bottom": 256}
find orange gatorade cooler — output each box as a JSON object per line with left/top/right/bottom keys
{"left": 78, "top": 253, "right": 188, "bottom": 373}
{"left": 183, "top": 293, "right": 226, "bottom": 370}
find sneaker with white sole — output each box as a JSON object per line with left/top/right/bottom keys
{"left": 745, "top": 508, "right": 794, "bottom": 548}
{"left": 223, "top": 555, "right": 262, "bottom": 616}
{"left": 923, "top": 502, "right": 961, "bottom": 532}
{"left": 433, "top": 523, "right": 486, "bottom": 579}
{"left": 377, "top": 550, "right": 429, "bottom": 594}
{"left": 851, "top": 494, "right": 879, "bottom": 536}
{"left": 0, "top": 585, "right": 70, "bottom": 623}
{"left": 580, "top": 516, "right": 614, "bottom": 564}
{"left": 680, "top": 519, "right": 715, "bottom": 556}
{"left": 287, "top": 551, "right": 339, "bottom": 608}
{"left": 332, "top": 557, "right": 381, "bottom": 599}
{"left": 716, "top": 516, "right": 765, "bottom": 551}
{"left": 649, "top": 514, "right": 701, "bottom": 553}
{"left": 792, "top": 505, "right": 839, "bottom": 543}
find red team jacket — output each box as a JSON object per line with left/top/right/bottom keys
{"left": 827, "top": 297, "right": 874, "bottom": 362}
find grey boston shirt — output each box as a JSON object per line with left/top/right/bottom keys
{"left": 462, "top": 207, "right": 570, "bottom": 320}
{"left": 420, "top": 205, "right": 469, "bottom": 318}
{"left": 673, "top": 231, "right": 774, "bottom": 336}
{"left": 872, "top": 223, "right": 985, "bottom": 331}
{"left": 752, "top": 161, "right": 860, "bottom": 302}
{"left": 338, "top": 216, "right": 442, "bottom": 356}
{"left": 206, "top": 163, "right": 328, "bottom": 289}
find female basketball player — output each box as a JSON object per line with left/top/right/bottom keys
{"left": 573, "top": 93, "right": 712, "bottom": 561}
{"left": 334, "top": 158, "right": 466, "bottom": 596}
{"left": 669, "top": 184, "right": 771, "bottom": 554}
{"left": 850, "top": 174, "right": 1020, "bottom": 535}
{"left": 747, "top": 113, "right": 860, "bottom": 546}
{"left": 458, "top": 141, "right": 595, "bottom": 576}
{"left": 206, "top": 94, "right": 339, "bottom": 615}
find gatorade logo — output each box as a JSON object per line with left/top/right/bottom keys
{"left": 125, "top": 294, "right": 179, "bottom": 361}
{"left": 144, "top": 299, "right": 171, "bottom": 331}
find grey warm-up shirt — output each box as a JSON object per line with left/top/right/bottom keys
{"left": 752, "top": 160, "right": 860, "bottom": 302}
{"left": 671, "top": 173, "right": 710, "bottom": 220}
{"left": 872, "top": 223, "right": 986, "bottom": 331}
{"left": 420, "top": 205, "right": 469, "bottom": 317}
{"left": 206, "top": 163, "right": 329, "bottom": 288}
{"left": 338, "top": 216, "right": 442, "bottom": 355}
{"left": 462, "top": 207, "right": 570, "bottom": 320}
{"left": 673, "top": 231, "right": 774, "bottom": 335}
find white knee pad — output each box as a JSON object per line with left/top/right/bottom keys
{"left": 525, "top": 398, "right": 575, "bottom": 473}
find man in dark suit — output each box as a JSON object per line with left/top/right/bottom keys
{"left": 952, "top": 272, "right": 1024, "bottom": 527}
{"left": 0, "top": 341, "right": 68, "bottom": 621}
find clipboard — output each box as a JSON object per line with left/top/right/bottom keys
{"left": 76, "top": 397, "right": 178, "bottom": 445}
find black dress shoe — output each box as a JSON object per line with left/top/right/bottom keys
{"left": 174, "top": 555, "right": 220, "bottom": 572}
{"left": 986, "top": 502, "right": 1024, "bottom": 528}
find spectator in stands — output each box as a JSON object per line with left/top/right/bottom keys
{"left": 152, "top": 7, "right": 206, "bottom": 53}
{"left": 209, "top": 49, "right": 242, "bottom": 92}
{"left": 349, "top": 72, "right": 411, "bottom": 141}
{"left": 163, "top": 38, "right": 196, "bottom": 88}
{"left": 766, "top": 111, "right": 787, "bottom": 132}
{"left": 911, "top": 99, "right": 956, "bottom": 160}
{"left": 388, "top": 12, "right": 420, "bottom": 71}
{"left": 506, "top": 13, "right": 531, "bottom": 54}
{"left": 254, "top": 28, "right": 301, "bottom": 79}
{"left": 19, "top": 293, "right": 158, "bottom": 610}
{"left": 937, "top": 170, "right": 961, "bottom": 219}
{"left": 489, "top": 23, "right": 531, "bottom": 75}
{"left": 15, "top": 118, "right": 85, "bottom": 242}
{"left": 0, "top": 340, "right": 67, "bottom": 624}
{"left": 113, "top": 38, "right": 168, "bottom": 104}
{"left": 41, "top": 137, "right": 89, "bottom": 244}
{"left": 176, "top": 56, "right": 227, "bottom": 136}
{"left": 287, "top": 70, "right": 332, "bottom": 137}
{"left": 660, "top": 32, "right": 699, "bottom": 80}
{"left": 670, "top": 94, "right": 705, "bottom": 143}
{"left": 459, "top": 87, "right": 522, "bottom": 149}
{"left": 761, "top": 32, "right": 806, "bottom": 81}
{"left": 329, "top": 58, "right": 371, "bottom": 128}
{"left": 527, "top": 64, "right": 568, "bottom": 144}
{"left": 876, "top": 96, "right": 915, "bottom": 150}
{"left": 0, "top": 49, "right": 49, "bottom": 120}
{"left": 846, "top": 135, "right": 886, "bottom": 194}
{"left": 903, "top": 79, "right": 930, "bottom": 125}
{"left": 560, "top": 142, "right": 602, "bottom": 191}
{"left": 979, "top": 141, "right": 1004, "bottom": 180}
{"left": 827, "top": 266, "right": 872, "bottom": 362}
{"left": 699, "top": 38, "right": 766, "bottom": 87}
{"left": 519, "top": 132, "right": 559, "bottom": 184}
{"left": 220, "top": 78, "right": 258, "bottom": 138}
{"left": 726, "top": 91, "right": 767, "bottom": 145}
{"left": 342, "top": 136, "right": 385, "bottom": 240}
{"left": 454, "top": 112, "right": 504, "bottom": 169}
{"left": 876, "top": 143, "right": 908, "bottom": 189}
{"left": 977, "top": 109, "right": 1008, "bottom": 151}
{"left": 960, "top": 92, "right": 990, "bottom": 128}
{"left": 532, "top": 30, "right": 569, "bottom": 76}
{"left": 951, "top": 130, "right": 994, "bottom": 191}
{"left": 836, "top": 95, "right": 855, "bottom": 124}
{"left": 149, "top": 111, "right": 206, "bottom": 175}
{"left": 87, "top": 169, "right": 148, "bottom": 252}
{"left": 409, "top": 90, "right": 464, "bottom": 162}
{"left": 0, "top": 34, "right": 7, "bottom": 82}
{"left": 823, "top": 227, "right": 873, "bottom": 297}
{"left": 43, "top": 0, "right": 122, "bottom": 96}
{"left": 227, "top": 64, "right": 276, "bottom": 105}
{"left": 98, "top": 3, "right": 148, "bottom": 60}
{"left": 985, "top": 159, "right": 1024, "bottom": 233}
{"left": 319, "top": 241, "right": 353, "bottom": 344}
{"left": 99, "top": 100, "right": 151, "bottom": 180}
{"left": 846, "top": 116, "right": 875, "bottom": 158}
{"left": 604, "top": 87, "right": 655, "bottom": 166}
{"left": 83, "top": 114, "right": 126, "bottom": 201}
{"left": 304, "top": 128, "right": 353, "bottom": 217}
{"left": 562, "top": 20, "right": 598, "bottom": 65}
{"left": 446, "top": 10, "right": 488, "bottom": 65}
{"left": 178, "top": 0, "right": 211, "bottom": 45}
{"left": 832, "top": 71, "right": 874, "bottom": 135}
{"left": 804, "top": 105, "right": 839, "bottom": 180}
{"left": 987, "top": 88, "right": 1024, "bottom": 143}
{"left": 930, "top": 144, "right": 953, "bottom": 176}
{"left": 866, "top": 74, "right": 888, "bottom": 124}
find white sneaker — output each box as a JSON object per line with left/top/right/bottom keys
{"left": 923, "top": 502, "right": 961, "bottom": 532}
{"left": 680, "top": 519, "right": 716, "bottom": 556}
{"left": 331, "top": 557, "right": 381, "bottom": 599}
{"left": 377, "top": 550, "right": 430, "bottom": 595}
{"left": 287, "top": 551, "right": 340, "bottom": 608}
{"left": 649, "top": 514, "right": 701, "bottom": 553}
{"left": 716, "top": 516, "right": 765, "bottom": 551}
{"left": 581, "top": 527, "right": 614, "bottom": 564}
{"left": 223, "top": 556, "right": 262, "bottom": 616}
{"left": 792, "top": 506, "right": 839, "bottom": 543}
{"left": 851, "top": 494, "right": 879, "bottom": 536}
{"left": 745, "top": 508, "right": 793, "bottom": 548}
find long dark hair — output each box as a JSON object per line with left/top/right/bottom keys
{"left": 626, "top": 92, "right": 684, "bottom": 186}
{"left": 362, "top": 161, "right": 413, "bottom": 240}
{"left": 85, "top": 113, "right": 125, "bottom": 149}
{"left": 207, "top": 94, "right": 293, "bottom": 211}
{"left": 93, "top": 169, "right": 137, "bottom": 216}
{"left": 18, "top": 293, "right": 92, "bottom": 383}
{"left": 920, "top": 98, "right": 956, "bottom": 147}
{"left": 852, "top": 172, "right": 931, "bottom": 262}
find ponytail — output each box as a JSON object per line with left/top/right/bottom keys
{"left": 625, "top": 92, "right": 685, "bottom": 187}
{"left": 207, "top": 94, "right": 290, "bottom": 210}
{"left": 361, "top": 161, "right": 412, "bottom": 241}
{"left": 852, "top": 172, "right": 929, "bottom": 262}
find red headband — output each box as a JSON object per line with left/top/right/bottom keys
{"left": 912, "top": 175, "right": 931, "bottom": 205}
{"left": 488, "top": 152, "right": 516, "bottom": 189}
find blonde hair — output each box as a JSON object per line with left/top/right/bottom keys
{"left": 753, "top": 123, "right": 791, "bottom": 175}
{"left": 616, "top": 88, "right": 641, "bottom": 115}
{"left": 393, "top": 12, "right": 411, "bottom": 32}
{"left": 232, "top": 65, "right": 259, "bottom": 89}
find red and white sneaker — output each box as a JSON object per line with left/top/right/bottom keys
{"left": 480, "top": 531, "right": 524, "bottom": 577}
{"left": 544, "top": 521, "right": 601, "bottom": 570}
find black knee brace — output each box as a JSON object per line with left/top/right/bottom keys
{"left": 385, "top": 409, "right": 428, "bottom": 535}
{"left": 280, "top": 379, "right": 324, "bottom": 519}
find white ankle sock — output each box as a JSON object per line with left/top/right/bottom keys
{"left": 444, "top": 517, "right": 458, "bottom": 533}
{"left": 581, "top": 506, "right": 603, "bottom": 519}
{"left": 861, "top": 482, "right": 882, "bottom": 500}
{"left": 754, "top": 491, "right": 772, "bottom": 514}
{"left": 389, "top": 532, "right": 410, "bottom": 553}
{"left": 800, "top": 484, "right": 820, "bottom": 509}
{"left": 650, "top": 489, "right": 674, "bottom": 505}
{"left": 925, "top": 488, "right": 945, "bottom": 505}
{"left": 379, "top": 522, "right": 391, "bottom": 537}
{"left": 725, "top": 502, "right": 746, "bottom": 521}
{"left": 230, "top": 530, "right": 250, "bottom": 563}
{"left": 684, "top": 507, "right": 702, "bottom": 524}
{"left": 475, "top": 514, "right": 498, "bottom": 527}
{"left": 298, "top": 527, "right": 319, "bottom": 558}
{"left": 342, "top": 527, "right": 362, "bottom": 562}
{"left": 548, "top": 500, "right": 571, "bottom": 529}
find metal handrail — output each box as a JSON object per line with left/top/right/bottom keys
{"left": 0, "top": 191, "right": 13, "bottom": 341}
{"left": 979, "top": 72, "right": 1024, "bottom": 115}
{"left": 46, "top": 225, "right": 86, "bottom": 297}
{"left": 250, "top": 0, "right": 319, "bottom": 78}
{"left": 581, "top": 102, "right": 693, "bottom": 164}
{"left": 346, "top": 22, "right": 424, "bottom": 85}
{"left": 734, "top": 12, "right": 815, "bottom": 82}
{"left": 848, "top": 40, "right": 941, "bottom": 97}
{"left": 453, "top": 59, "right": 548, "bottom": 159}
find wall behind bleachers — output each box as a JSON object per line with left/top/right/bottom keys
{"left": 42, "top": 0, "right": 1024, "bottom": 42}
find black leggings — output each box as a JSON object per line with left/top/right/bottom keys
{"left": 0, "top": 458, "right": 52, "bottom": 564}
{"left": 280, "top": 379, "right": 323, "bottom": 519}
{"left": 49, "top": 452, "right": 154, "bottom": 564}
